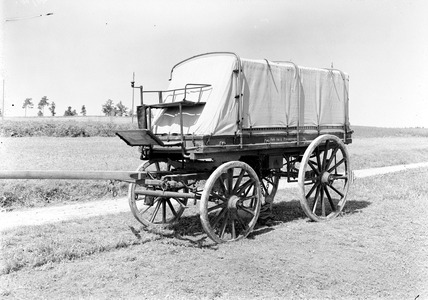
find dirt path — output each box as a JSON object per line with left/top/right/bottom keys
{"left": 2, "top": 162, "right": 428, "bottom": 232}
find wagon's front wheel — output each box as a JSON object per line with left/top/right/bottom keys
{"left": 200, "top": 161, "right": 261, "bottom": 243}
{"left": 298, "top": 135, "right": 351, "bottom": 221}
{"left": 129, "top": 158, "right": 186, "bottom": 227}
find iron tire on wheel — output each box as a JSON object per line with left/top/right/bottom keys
{"left": 128, "top": 158, "right": 186, "bottom": 227}
{"left": 298, "top": 134, "right": 351, "bottom": 221}
{"left": 200, "top": 161, "right": 261, "bottom": 243}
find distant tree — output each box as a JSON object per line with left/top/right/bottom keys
{"left": 102, "top": 99, "right": 116, "bottom": 116}
{"left": 81, "top": 105, "right": 87, "bottom": 116}
{"left": 49, "top": 102, "right": 56, "bottom": 116}
{"left": 22, "top": 98, "right": 34, "bottom": 117}
{"left": 37, "top": 96, "right": 49, "bottom": 116}
{"left": 115, "top": 101, "right": 128, "bottom": 116}
{"left": 37, "top": 111, "right": 43, "bottom": 117}
{"left": 64, "top": 106, "right": 77, "bottom": 116}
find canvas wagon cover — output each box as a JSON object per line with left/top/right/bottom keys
{"left": 152, "top": 54, "right": 349, "bottom": 136}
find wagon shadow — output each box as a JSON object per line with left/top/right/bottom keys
{"left": 248, "top": 198, "right": 371, "bottom": 239}
{"left": 141, "top": 198, "right": 371, "bottom": 246}
{"left": 271, "top": 198, "right": 372, "bottom": 223}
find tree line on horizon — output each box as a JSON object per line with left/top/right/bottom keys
{"left": 21, "top": 98, "right": 130, "bottom": 117}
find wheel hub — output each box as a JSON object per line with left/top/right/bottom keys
{"left": 227, "top": 195, "right": 240, "bottom": 210}
{"left": 321, "top": 171, "right": 333, "bottom": 184}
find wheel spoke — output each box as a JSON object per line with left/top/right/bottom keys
{"left": 233, "top": 169, "right": 245, "bottom": 193}
{"left": 327, "top": 158, "right": 345, "bottom": 173}
{"left": 236, "top": 179, "right": 254, "bottom": 196}
{"left": 239, "top": 205, "right": 256, "bottom": 217}
{"left": 162, "top": 200, "right": 167, "bottom": 223}
{"left": 139, "top": 204, "right": 153, "bottom": 215}
{"left": 239, "top": 195, "right": 258, "bottom": 202}
{"left": 311, "top": 185, "right": 321, "bottom": 213}
{"left": 210, "top": 192, "right": 228, "bottom": 203}
{"left": 149, "top": 199, "right": 162, "bottom": 223}
{"left": 211, "top": 207, "right": 227, "bottom": 228}
{"left": 242, "top": 183, "right": 255, "bottom": 197}
{"left": 219, "top": 214, "right": 229, "bottom": 239}
{"left": 331, "top": 174, "right": 348, "bottom": 180}
{"left": 320, "top": 187, "right": 325, "bottom": 217}
{"left": 328, "top": 184, "right": 344, "bottom": 198}
{"left": 306, "top": 181, "right": 319, "bottom": 199}
{"left": 166, "top": 199, "right": 178, "bottom": 217}
{"left": 227, "top": 168, "right": 234, "bottom": 192}
{"left": 208, "top": 202, "right": 226, "bottom": 213}
{"left": 217, "top": 176, "right": 228, "bottom": 195}
{"left": 316, "top": 147, "right": 322, "bottom": 171}
{"left": 322, "top": 140, "right": 330, "bottom": 169}
{"left": 236, "top": 214, "right": 248, "bottom": 230}
{"left": 146, "top": 172, "right": 156, "bottom": 180}
{"left": 324, "top": 186, "right": 336, "bottom": 212}
{"left": 308, "top": 160, "right": 320, "bottom": 175}
{"left": 325, "top": 146, "right": 339, "bottom": 170}
{"left": 231, "top": 221, "right": 236, "bottom": 239}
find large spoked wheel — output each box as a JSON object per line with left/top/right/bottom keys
{"left": 128, "top": 158, "right": 186, "bottom": 227}
{"left": 298, "top": 135, "right": 351, "bottom": 221}
{"left": 200, "top": 161, "right": 262, "bottom": 243}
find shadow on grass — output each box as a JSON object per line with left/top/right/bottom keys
{"left": 271, "top": 198, "right": 371, "bottom": 223}
{"left": 136, "top": 198, "right": 371, "bottom": 247}
{"left": 248, "top": 198, "right": 371, "bottom": 239}
{"left": 341, "top": 199, "right": 371, "bottom": 215}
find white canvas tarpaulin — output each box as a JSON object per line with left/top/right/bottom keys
{"left": 152, "top": 54, "right": 349, "bottom": 136}
{"left": 152, "top": 54, "right": 238, "bottom": 135}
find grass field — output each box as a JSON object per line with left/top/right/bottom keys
{"left": 0, "top": 137, "right": 142, "bottom": 208}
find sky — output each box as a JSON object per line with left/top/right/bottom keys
{"left": 1, "top": 0, "right": 427, "bottom": 127}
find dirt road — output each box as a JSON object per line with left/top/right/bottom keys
{"left": 2, "top": 162, "right": 428, "bottom": 232}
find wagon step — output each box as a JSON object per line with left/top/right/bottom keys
{"left": 116, "top": 129, "right": 182, "bottom": 147}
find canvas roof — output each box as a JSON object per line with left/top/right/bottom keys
{"left": 152, "top": 54, "right": 349, "bottom": 136}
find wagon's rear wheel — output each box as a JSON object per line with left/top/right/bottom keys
{"left": 298, "top": 135, "right": 351, "bottom": 221}
{"left": 200, "top": 161, "right": 261, "bottom": 243}
{"left": 129, "top": 158, "right": 186, "bottom": 227}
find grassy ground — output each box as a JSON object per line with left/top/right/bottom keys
{"left": 1, "top": 168, "right": 427, "bottom": 299}
{"left": 0, "top": 137, "right": 142, "bottom": 208}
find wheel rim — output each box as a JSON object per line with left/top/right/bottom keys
{"left": 298, "top": 135, "right": 351, "bottom": 221}
{"left": 129, "top": 159, "right": 186, "bottom": 227}
{"left": 200, "top": 161, "right": 261, "bottom": 243}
